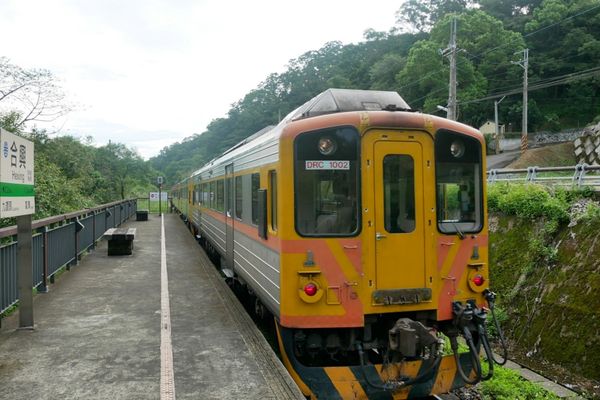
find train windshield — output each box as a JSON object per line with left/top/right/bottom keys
{"left": 435, "top": 130, "right": 483, "bottom": 234}
{"left": 294, "top": 127, "right": 360, "bottom": 236}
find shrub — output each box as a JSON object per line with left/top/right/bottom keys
{"left": 581, "top": 202, "right": 600, "bottom": 223}
{"left": 488, "top": 184, "right": 569, "bottom": 223}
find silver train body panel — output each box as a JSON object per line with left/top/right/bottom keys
{"left": 233, "top": 231, "right": 280, "bottom": 316}
{"left": 200, "top": 213, "right": 226, "bottom": 255}
{"left": 184, "top": 124, "right": 282, "bottom": 317}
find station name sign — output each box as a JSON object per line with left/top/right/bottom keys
{"left": 0, "top": 128, "right": 35, "bottom": 218}
{"left": 149, "top": 192, "right": 168, "bottom": 201}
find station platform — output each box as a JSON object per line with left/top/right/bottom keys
{"left": 0, "top": 213, "right": 303, "bottom": 400}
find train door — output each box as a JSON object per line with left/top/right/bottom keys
{"left": 225, "top": 164, "right": 234, "bottom": 269}
{"left": 373, "top": 140, "right": 426, "bottom": 290}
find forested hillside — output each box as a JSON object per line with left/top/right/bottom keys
{"left": 151, "top": 0, "right": 600, "bottom": 184}
{"left": 0, "top": 127, "right": 158, "bottom": 227}
{"left": 0, "top": 122, "right": 158, "bottom": 227}
{"left": 0, "top": 59, "right": 160, "bottom": 226}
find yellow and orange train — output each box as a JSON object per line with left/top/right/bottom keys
{"left": 172, "top": 89, "right": 505, "bottom": 399}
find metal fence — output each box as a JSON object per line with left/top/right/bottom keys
{"left": 488, "top": 164, "right": 600, "bottom": 188}
{"left": 0, "top": 199, "right": 137, "bottom": 317}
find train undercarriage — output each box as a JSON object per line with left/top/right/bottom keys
{"left": 226, "top": 268, "right": 507, "bottom": 400}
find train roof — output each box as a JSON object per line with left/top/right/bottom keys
{"left": 283, "top": 88, "right": 411, "bottom": 122}
{"left": 182, "top": 89, "right": 479, "bottom": 183}
{"left": 188, "top": 89, "right": 412, "bottom": 177}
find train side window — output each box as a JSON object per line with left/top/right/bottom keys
{"left": 383, "top": 155, "right": 415, "bottom": 233}
{"left": 269, "top": 170, "right": 277, "bottom": 231}
{"left": 210, "top": 181, "right": 215, "bottom": 209}
{"left": 216, "top": 179, "right": 224, "bottom": 212}
{"left": 251, "top": 173, "right": 260, "bottom": 225}
{"left": 235, "top": 176, "right": 243, "bottom": 220}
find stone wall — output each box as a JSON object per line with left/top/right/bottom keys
{"left": 532, "top": 128, "right": 585, "bottom": 147}
{"left": 489, "top": 213, "right": 600, "bottom": 384}
{"left": 574, "top": 122, "right": 600, "bottom": 165}
{"left": 493, "top": 129, "right": 585, "bottom": 153}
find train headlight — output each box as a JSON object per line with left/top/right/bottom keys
{"left": 318, "top": 137, "right": 337, "bottom": 155}
{"left": 450, "top": 140, "right": 465, "bottom": 158}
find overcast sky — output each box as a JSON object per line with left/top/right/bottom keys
{"left": 0, "top": 1, "right": 402, "bottom": 159}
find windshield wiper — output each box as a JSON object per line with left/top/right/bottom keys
{"left": 452, "top": 222, "right": 465, "bottom": 240}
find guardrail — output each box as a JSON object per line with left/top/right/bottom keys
{"left": 488, "top": 164, "right": 600, "bottom": 188}
{"left": 0, "top": 199, "right": 137, "bottom": 319}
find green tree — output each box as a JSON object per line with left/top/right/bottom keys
{"left": 395, "top": 0, "right": 474, "bottom": 32}
{"left": 478, "top": 0, "right": 544, "bottom": 31}
{"left": 369, "top": 54, "right": 406, "bottom": 90}
{"left": 524, "top": 0, "right": 600, "bottom": 128}
{"left": 94, "top": 142, "right": 155, "bottom": 201}
{"left": 34, "top": 153, "right": 93, "bottom": 219}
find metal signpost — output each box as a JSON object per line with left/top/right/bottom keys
{"left": 0, "top": 128, "right": 35, "bottom": 329}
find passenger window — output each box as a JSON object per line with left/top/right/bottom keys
{"left": 383, "top": 155, "right": 415, "bottom": 233}
{"left": 209, "top": 181, "right": 215, "bottom": 209}
{"left": 235, "top": 176, "right": 243, "bottom": 219}
{"left": 251, "top": 173, "right": 260, "bottom": 225}
{"left": 216, "top": 180, "right": 224, "bottom": 212}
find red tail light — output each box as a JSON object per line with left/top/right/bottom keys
{"left": 304, "top": 283, "right": 318, "bottom": 296}
{"left": 472, "top": 274, "right": 485, "bottom": 286}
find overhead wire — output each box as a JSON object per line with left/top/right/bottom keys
{"left": 459, "top": 66, "right": 600, "bottom": 105}
{"left": 396, "top": 3, "right": 600, "bottom": 96}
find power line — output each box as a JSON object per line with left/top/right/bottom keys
{"left": 522, "top": 2, "right": 600, "bottom": 39}
{"left": 460, "top": 66, "right": 600, "bottom": 105}
{"left": 396, "top": 3, "right": 600, "bottom": 93}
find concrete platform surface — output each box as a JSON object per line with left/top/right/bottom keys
{"left": 0, "top": 213, "right": 303, "bottom": 400}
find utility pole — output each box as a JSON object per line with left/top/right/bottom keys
{"left": 494, "top": 96, "right": 506, "bottom": 154}
{"left": 442, "top": 17, "right": 458, "bottom": 121}
{"left": 513, "top": 49, "right": 529, "bottom": 153}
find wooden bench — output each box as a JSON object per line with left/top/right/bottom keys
{"left": 104, "top": 228, "right": 136, "bottom": 256}
{"left": 136, "top": 210, "right": 149, "bottom": 221}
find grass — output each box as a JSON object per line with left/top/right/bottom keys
{"left": 438, "top": 333, "right": 560, "bottom": 399}
{"left": 479, "top": 366, "right": 561, "bottom": 400}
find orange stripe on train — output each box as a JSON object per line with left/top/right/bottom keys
{"left": 282, "top": 239, "right": 363, "bottom": 327}
{"left": 437, "top": 235, "right": 488, "bottom": 320}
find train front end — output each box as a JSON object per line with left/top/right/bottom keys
{"left": 276, "top": 90, "right": 504, "bottom": 399}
